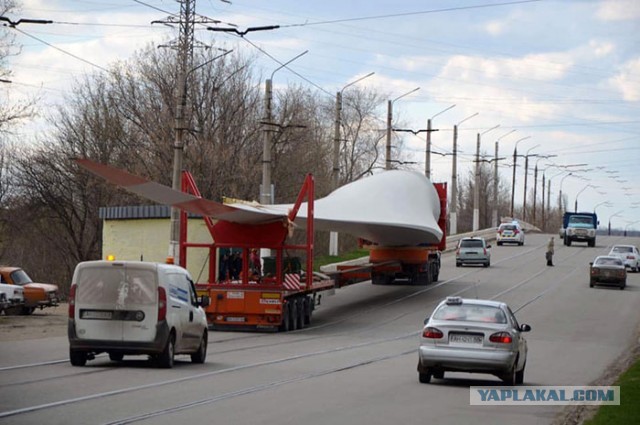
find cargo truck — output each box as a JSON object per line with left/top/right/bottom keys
{"left": 563, "top": 212, "right": 598, "bottom": 247}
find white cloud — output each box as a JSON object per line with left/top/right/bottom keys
{"left": 588, "top": 40, "right": 615, "bottom": 58}
{"left": 485, "top": 20, "right": 505, "bottom": 36}
{"left": 597, "top": 0, "right": 640, "bottom": 21}
{"left": 609, "top": 58, "right": 640, "bottom": 101}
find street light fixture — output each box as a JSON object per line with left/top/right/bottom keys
{"left": 510, "top": 136, "right": 531, "bottom": 218}
{"left": 559, "top": 173, "right": 575, "bottom": 212}
{"left": 608, "top": 210, "right": 623, "bottom": 235}
{"left": 386, "top": 87, "right": 420, "bottom": 170}
{"left": 593, "top": 201, "right": 611, "bottom": 214}
{"left": 330, "top": 71, "right": 375, "bottom": 256}
{"left": 450, "top": 112, "right": 479, "bottom": 235}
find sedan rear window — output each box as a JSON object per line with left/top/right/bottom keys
{"left": 612, "top": 246, "right": 632, "bottom": 253}
{"left": 433, "top": 304, "right": 507, "bottom": 324}
{"left": 460, "top": 239, "right": 484, "bottom": 248}
{"left": 595, "top": 258, "right": 623, "bottom": 266}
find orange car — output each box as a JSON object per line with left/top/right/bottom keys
{"left": 0, "top": 267, "right": 59, "bottom": 315}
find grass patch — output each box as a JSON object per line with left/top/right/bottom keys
{"left": 313, "top": 248, "right": 369, "bottom": 271}
{"left": 584, "top": 356, "right": 640, "bottom": 424}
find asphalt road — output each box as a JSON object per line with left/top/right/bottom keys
{"left": 1, "top": 234, "right": 639, "bottom": 425}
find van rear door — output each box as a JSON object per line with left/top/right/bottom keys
{"left": 74, "top": 262, "right": 158, "bottom": 342}
{"left": 120, "top": 265, "right": 158, "bottom": 343}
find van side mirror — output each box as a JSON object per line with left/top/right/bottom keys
{"left": 520, "top": 324, "right": 531, "bottom": 332}
{"left": 487, "top": 244, "right": 492, "bottom": 249}
{"left": 198, "top": 295, "right": 210, "bottom": 308}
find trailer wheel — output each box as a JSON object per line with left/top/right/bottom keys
{"left": 289, "top": 300, "right": 298, "bottom": 331}
{"left": 295, "top": 298, "right": 304, "bottom": 329}
{"left": 303, "top": 297, "right": 312, "bottom": 326}
{"left": 279, "top": 303, "right": 291, "bottom": 332}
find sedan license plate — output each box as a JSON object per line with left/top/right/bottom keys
{"left": 449, "top": 333, "right": 483, "bottom": 345}
{"left": 81, "top": 310, "right": 113, "bottom": 320}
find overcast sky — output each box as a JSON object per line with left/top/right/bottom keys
{"left": 4, "top": 0, "right": 640, "bottom": 229}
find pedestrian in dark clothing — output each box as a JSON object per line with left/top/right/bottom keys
{"left": 546, "top": 237, "right": 555, "bottom": 266}
{"left": 219, "top": 252, "right": 229, "bottom": 281}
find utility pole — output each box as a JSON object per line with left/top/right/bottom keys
{"left": 425, "top": 104, "right": 455, "bottom": 179}
{"left": 260, "top": 78, "right": 273, "bottom": 204}
{"left": 385, "top": 87, "right": 419, "bottom": 170}
{"left": 330, "top": 72, "right": 374, "bottom": 256}
{"left": 492, "top": 130, "right": 516, "bottom": 228}
{"left": 450, "top": 112, "right": 478, "bottom": 234}
{"left": 473, "top": 125, "right": 499, "bottom": 231}
{"left": 161, "top": 0, "right": 200, "bottom": 265}
{"left": 473, "top": 133, "right": 481, "bottom": 231}
{"left": 451, "top": 124, "right": 458, "bottom": 234}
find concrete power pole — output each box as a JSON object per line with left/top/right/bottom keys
{"left": 473, "top": 133, "right": 480, "bottom": 231}
{"left": 450, "top": 125, "right": 458, "bottom": 235}
{"left": 329, "top": 90, "right": 342, "bottom": 256}
{"left": 493, "top": 141, "right": 499, "bottom": 227}
{"left": 425, "top": 118, "right": 432, "bottom": 179}
{"left": 167, "top": 0, "right": 197, "bottom": 265}
{"left": 260, "top": 79, "right": 273, "bottom": 205}
{"left": 385, "top": 100, "right": 392, "bottom": 170}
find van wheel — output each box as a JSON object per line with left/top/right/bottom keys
{"left": 158, "top": 333, "right": 175, "bottom": 368}
{"left": 109, "top": 353, "right": 124, "bottom": 362}
{"left": 70, "top": 349, "right": 87, "bottom": 366}
{"left": 191, "top": 330, "right": 208, "bottom": 364}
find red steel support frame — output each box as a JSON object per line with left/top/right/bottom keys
{"left": 179, "top": 170, "right": 315, "bottom": 289}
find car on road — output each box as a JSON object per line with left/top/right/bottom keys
{"left": 496, "top": 222, "right": 525, "bottom": 246}
{"left": 607, "top": 245, "right": 640, "bottom": 272}
{"left": 590, "top": 256, "right": 627, "bottom": 289}
{"left": 0, "top": 267, "right": 59, "bottom": 315}
{"left": 418, "top": 296, "right": 531, "bottom": 385}
{"left": 456, "top": 237, "right": 491, "bottom": 267}
{"left": 68, "top": 260, "right": 210, "bottom": 368}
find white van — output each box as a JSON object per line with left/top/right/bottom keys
{"left": 68, "top": 261, "right": 209, "bottom": 368}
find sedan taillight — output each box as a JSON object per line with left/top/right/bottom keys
{"left": 489, "top": 332, "right": 513, "bottom": 343}
{"left": 423, "top": 327, "right": 443, "bottom": 339}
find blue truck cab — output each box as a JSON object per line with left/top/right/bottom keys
{"left": 563, "top": 212, "right": 598, "bottom": 247}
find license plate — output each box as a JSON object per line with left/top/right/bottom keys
{"left": 225, "top": 316, "right": 246, "bottom": 322}
{"left": 81, "top": 310, "right": 113, "bottom": 320}
{"left": 449, "top": 334, "right": 483, "bottom": 345}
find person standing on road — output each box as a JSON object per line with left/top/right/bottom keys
{"left": 546, "top": 236, "right": 555, "bottom": 266}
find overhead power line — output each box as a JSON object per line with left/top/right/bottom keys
{"left": 279, "top": 0, "right": 542, "bottom": 28}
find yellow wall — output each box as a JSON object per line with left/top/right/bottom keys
{"left": 102, "top": 218, "right": 215, "bottom": 283}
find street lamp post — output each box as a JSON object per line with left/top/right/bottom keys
{"left": 510, "top": 136, "right": 531, "bottom": 218}
{"left": 329, "top": 71, "right": 375, "bottom": 256}
{"left": 574, "top": 184, "right": 598, "bottom": 212}
{"left": 624, "top": 220, "right": 639, "bottom": 237}
{"left": 473, "top": 125, "right": 500, "bottom": 231}
{"left": 169, "top": 49, "right": 232, "bottom": 264}
{"left": 521, "top": 144, "right": 540, "bottom": 222}
{"left": 386, "top": 87, "right": 420, "bottom": 170}
{"left": 261, "top": 50, "right": 309, "bottom": 205}
{"left": 609, "top": 210, "right": 623, "bottom": 235}
{"left": 492, "top": 130, "right": 516, "bottom": 227}
{"left": 559, "top": 173, "right": 574, "bottom": 212}
{"left": 425, "top": 104, "right": 455, "bottom": 179}
{"left": 450, "top": 113, "right": 478, "bottom": 235}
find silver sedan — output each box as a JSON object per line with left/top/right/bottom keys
{"left": 418, "top": 297, "right": 531, "bottom": 385}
